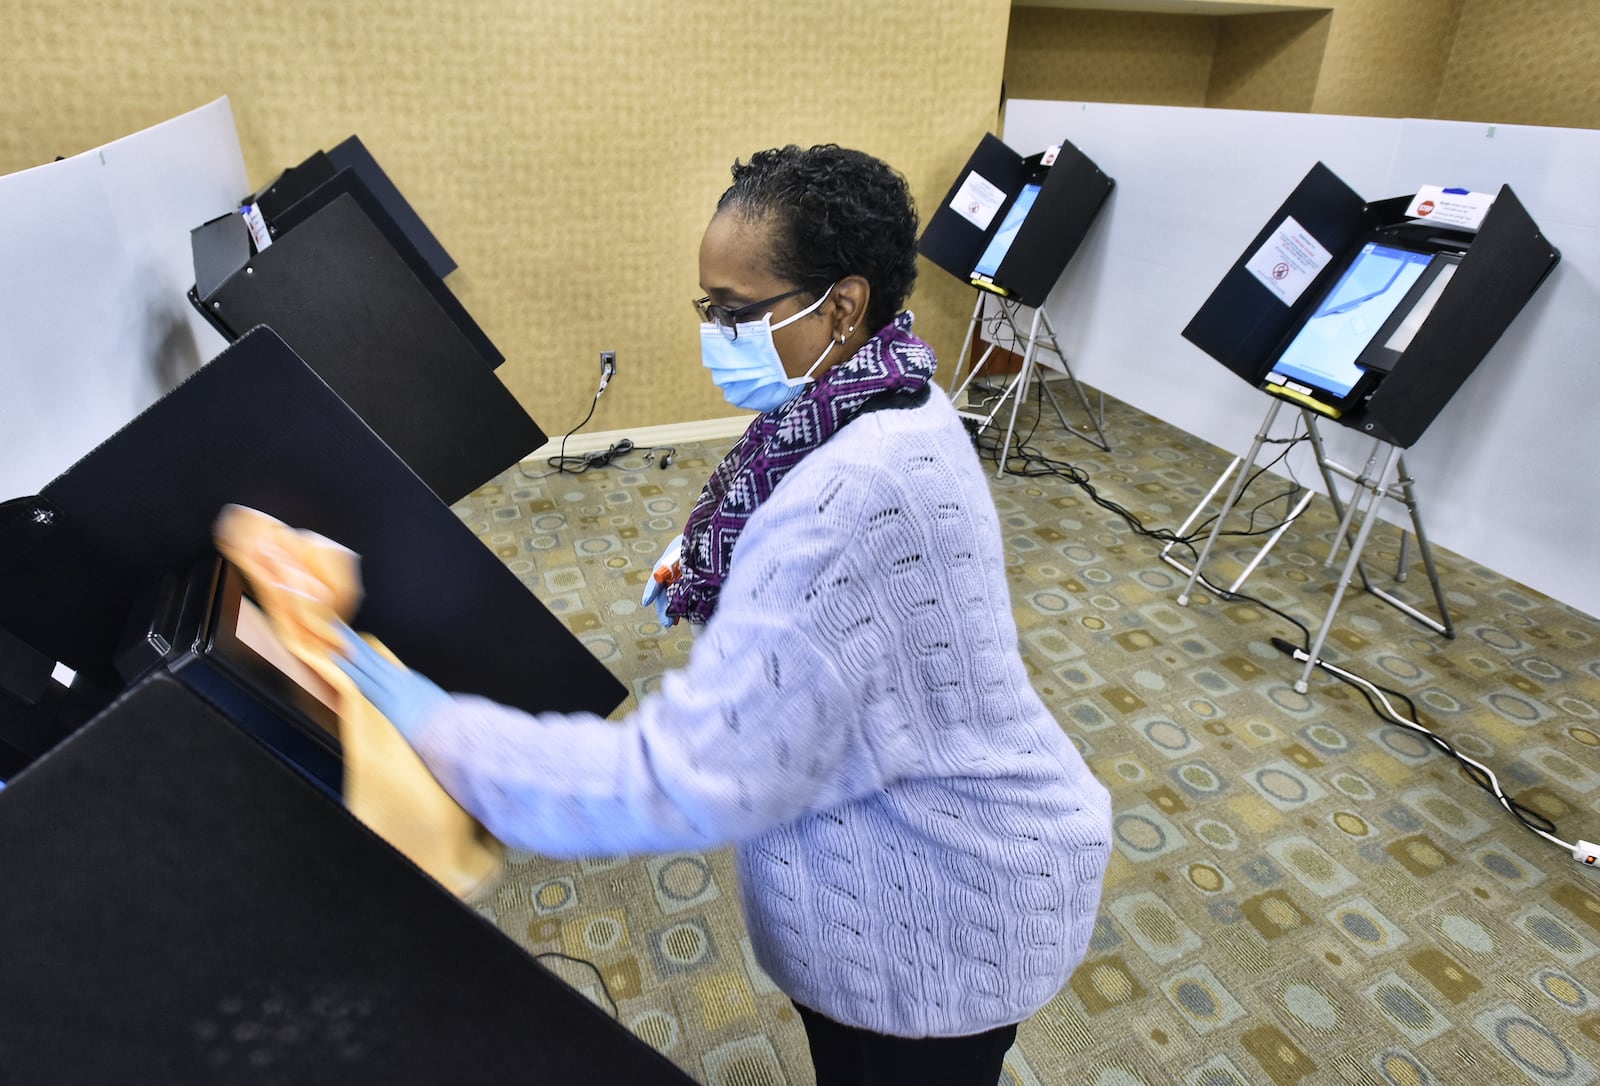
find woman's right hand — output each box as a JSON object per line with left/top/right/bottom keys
{"left": 640, "top": 535, "right": 684, "bottom": 626}
{"left": 331, "top": 621, "right": 450, "bottom": 741}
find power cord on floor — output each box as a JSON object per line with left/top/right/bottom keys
{"left": 542, "top": 438, "right": 678, "bottom": 476}
{"left": 515, "top": 366, "right": 677, "bottom": 480}
{"left": 1169, "top": 518, "right": 1596, "bottom": 871}
{"left": 517, "top": 373, "right": 607, "bottom": 480}
{"left": 982, "top": 375, "right": 1599, "bottom": 870}
{"left": 535, "top": 952, "right": 621, "bottom": 1018}
{"left": 972, "top": 374, "right": 1311, "bottom": 550}
{"left": 1269, "top": 636, "right": 1598, "bottom": 868}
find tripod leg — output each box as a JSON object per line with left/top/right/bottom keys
{"left": 1359, "top": 455, "right": 1455, "bottom": 638}
{"left": 1297, "top": 442, "right": 1399, "bottom": 693}
{"left": 1036, "top": 309, "right": 1110, "bottom": 452}
{"left": 956, "top": 342, "right": 1004, "bottom": 417}
{"left": 1161, "top": 455, "right": 1242, "bottom": 575}
{"left": 1178, "top": 398, "right": 1285, "bottom": 607}
{"left": 1395, "top": 457, "right": 1454, "bottom": 638}
{"left": 1325, "top": 438, "right": 1382, "bottom": 570}
{"left": 996, "top": 308, "right": 1043, "bottom": 479}
{"left": 1306, "top": 414, "right": 1377, "bottom": 594}
{"left": 1228, "top": 487, "right": 1316, "bottom": 593}
{"left": 946, "top": 292, "right": 986, "bottom": 398}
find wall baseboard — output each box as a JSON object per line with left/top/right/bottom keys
{"left": 520, "top": 414, "right": 753, "bottom": 463}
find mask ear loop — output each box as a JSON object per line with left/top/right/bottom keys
{"left": 801, "top": 339, "right": 835, "bottom": 378}
{"left": 767, "top": 283, "right": 836, "bottom": 331}
{"left": 760, "top": 282, "right": 841, "bottom": 385}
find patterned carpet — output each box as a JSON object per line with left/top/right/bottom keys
{"left": 451, "top": 378, "right": 1600, "bottom": 1086}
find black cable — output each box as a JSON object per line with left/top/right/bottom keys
{"left": 551, "top": 437, "right": 630, "bottom": 474}
{"left": 972, "top": 376, "right": 1311, "bottom": 550}
{"left": 511, "top": 368, "right": 678, "bottom": 481}
{"left": 1181, "top": 418, "right": 1311, "bottom": 543}
{"left": 613, "top": 444, "right": 679, "bottom": 472}
{"left": 535, "top": 438, "right": 681, "bottom": 478}
{"left": 535, "top": 952, "right": 621, "bottom": 1019}
{"left": 547, "top": 393, "right": 605, "bottom": 474}
{"left": 1186, "top": 538, "right": 1569, "bottom": 849}
{"left": 1184, "top": 519, "right": 1569, "bottom": 849}
{"left": 516, "top": 364, "right": 678, "bottom": 481}
{"left": 964, "top": 375, "right": 1319, "bottom": 651}
{"left": 515, "top": 387, "right": 604, "bottom": 481}
{"left": 1268, "top": 637, "right": 1567, "bottom": 845}
{"left": 970, "top": 370, "right": 1591, "bottom": 862}
{"left": 1197, "top": 569, "right": 1314, "bottom": 650}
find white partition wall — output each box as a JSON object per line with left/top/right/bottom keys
{"left": 0, "top": 99, "right": 248, "bottom": 500}
{"left": 1000, "top": 100, "right": 1600, "bottom": 620}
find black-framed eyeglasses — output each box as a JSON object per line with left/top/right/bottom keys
{"left": 693, "top": 288, "right": 809, "bottom": 340}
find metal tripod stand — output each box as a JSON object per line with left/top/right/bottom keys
{"left": 946, "top": 291, "right": 1109, "bottom": 476}
{"left": 1164, "top": 397, "right": 1454, "bottom": 693}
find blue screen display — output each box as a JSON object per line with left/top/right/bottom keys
{"left": 1271, "top": 243, "right": 1433, "bottom": 399}
{"left": 972, "top": 183, "right": 1042, "bottom": 281}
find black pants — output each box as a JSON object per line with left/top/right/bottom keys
{"left": 794, "top": 1002, "right": 1018, "bottom": 1086}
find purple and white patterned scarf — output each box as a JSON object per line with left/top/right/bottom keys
{"left": 666, "top": 311, "right": 937, "bottom": 625}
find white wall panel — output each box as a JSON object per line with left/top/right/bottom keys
{"left": 1, "top": 98, "right": 247, "bottom": 499}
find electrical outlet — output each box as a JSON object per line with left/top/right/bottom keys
{"left": 600, "top": 350, "right": 617, "bottom": 377}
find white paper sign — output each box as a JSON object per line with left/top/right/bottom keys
{"left": 1245, "top": 215, "right": 1334, "bottom": 305}
{"left": 1405, "top": 184, "right": 1494, "bottom": 231}
{"left": 949, "top": 170, "right": 1005, "bottom": 231}
{"left": 241, "top": 202, "right": 273, "bottom": 250}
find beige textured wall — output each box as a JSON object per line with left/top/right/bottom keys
{"left": 1434, "top": 0, "right": 1600, "bottom": 129}
{"left": 1306, "top": 0, "right": 1465, "bottom": 117}
{"left": 2, "top": 0, "right": 1012, "bottom": 434}
{"left": 1206, "top": 10, "right": 1331, "bottom": 113}
{"left": 1003, "top": 8, "right": 1219, "bottom": 106}
{"left": 1004, "top": 1, "right": 1597, "bottom": 128}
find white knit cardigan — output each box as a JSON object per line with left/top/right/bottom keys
{"left": 411, "top": 384, "right": 1114, "bottom": 1037}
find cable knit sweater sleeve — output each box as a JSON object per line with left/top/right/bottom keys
{"left": 406, "top": 462, "right": 888, "bottom": 859}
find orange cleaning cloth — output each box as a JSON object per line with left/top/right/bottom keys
{"left": 213, "top": 504, "right": 504, "bottom": 904}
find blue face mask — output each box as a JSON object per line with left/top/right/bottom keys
{"left": 700, "top": 285, "right": 837, "bottom": 412}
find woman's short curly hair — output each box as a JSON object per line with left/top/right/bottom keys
{"left": 717, "top": 144, "right": 919, "bottom": 335}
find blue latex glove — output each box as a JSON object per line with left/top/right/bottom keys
{"left": 640, "top": 535, "right": 684, "bottom": 627}
{"left": 331, "top": 622, "right": 450, "bottom": 742}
